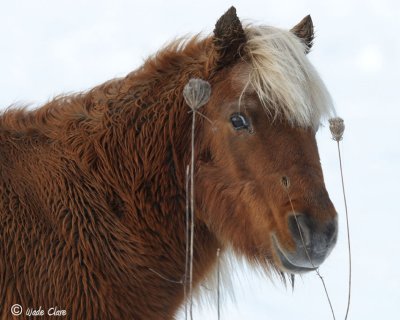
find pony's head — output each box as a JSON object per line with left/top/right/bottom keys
{"left": 195, "top": 7, "right": 337, "bottom": 275}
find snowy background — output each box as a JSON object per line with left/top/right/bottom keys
{"left": 1, "top": 0, "right": 399, "bottom": 319}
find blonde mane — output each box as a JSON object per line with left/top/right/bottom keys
{"left": 243, "top": 25, "right": 335, "bottom": 129}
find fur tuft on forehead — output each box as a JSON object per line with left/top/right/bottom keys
{"left": 243, "top": 25, "right": 335, "bottom": 129}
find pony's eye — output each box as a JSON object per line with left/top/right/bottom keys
{"left": 230, "top": 113, "right": 249, "bottom": 130}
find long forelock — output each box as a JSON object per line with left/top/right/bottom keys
{"left": 243, "top": 25, "right": 335, "bottom": 129}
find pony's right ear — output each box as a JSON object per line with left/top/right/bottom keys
{"left": 212, "top": 6, "right": 246, "bottom": 70}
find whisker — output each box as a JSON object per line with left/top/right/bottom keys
{"left": 148, "top": 268, "right": 184, "bottom": 284}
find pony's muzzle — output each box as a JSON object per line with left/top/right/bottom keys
{"left": 273, "top": 214, "right": 338, "bottom": 273}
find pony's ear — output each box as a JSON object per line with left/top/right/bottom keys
{"left": 212, "top": 6, "right": 246, "bottom": 70}
{"left": 291, "top": 15, "right": 314, "bottom": 53}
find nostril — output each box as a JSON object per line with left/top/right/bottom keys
{"left": 324, "top": 218, "right": 338, "bottom": 245}
{"left": 288, "top": 214, "right": 311, "bottom": 247}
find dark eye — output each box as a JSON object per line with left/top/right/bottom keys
{"left": 230, "top": 113, "right": 249, "bottom": 130}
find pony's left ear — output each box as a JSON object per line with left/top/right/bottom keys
{"left": 291, "top": 15, "right": 314, "bottom": 53}
{"left": 212, "top": 6, "right": 246, "bottom": 70}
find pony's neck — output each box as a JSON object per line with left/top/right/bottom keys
{"left": 82, "top": 47, "right": 220, "bottom": 294}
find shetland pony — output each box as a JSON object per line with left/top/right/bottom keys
{"left": 0, "top": 7, "right": 337, "bottom": 319}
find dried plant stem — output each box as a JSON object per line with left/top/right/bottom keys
{"left": 336, "top": 141, "right": 352, "bottom": 320}
{"left": 184, "top": 166, "right": 190, "bottom": 320}
{"left": 182, "top": 78, "right": 211, "bottom": 320}
{"left": 284, "top": 186, "right": 336, "bottom": 320}
{"left": 189, "top": 110, "right": 196, "bottom": 320}
{"left": 188, "top": 109, "right": 214, "bottom": 127}
{"left": 329, "top": 117, "right": 352, "bottom": 319}
{"left": 216, "top": 248, "right": 221, "bottom": 320}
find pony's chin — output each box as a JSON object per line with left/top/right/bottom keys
{"left": 274, "top": 247, "right": 317, "bottom": 274}
{"left": 272, "top": 237, "right": 317, "bottom": 274}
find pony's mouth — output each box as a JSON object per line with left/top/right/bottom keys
{"left": 272, "top": 236, "right": 317, "bottom": 273}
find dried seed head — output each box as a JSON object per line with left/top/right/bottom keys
{"left": 183, "top": 78, "right": 211, "bottom": 110}
{"left": 329, "top": 117, "right": 345, "bottom": 142}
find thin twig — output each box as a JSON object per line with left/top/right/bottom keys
{"left": 184, "top": 165, "right": 190, "bottom": 320}
{"left": 189, "top": 110, "right": 196, "bottom": 320}
{"left": 187, "top": 109, "right": 214, "bottom": 127}
{"left": 284, "top": 184, "right": 336, "bottom": 320}
{"left": 329, "top": 117, "right": 352, "bottom": 319}
{"left": 336, "top": 141, "right": 352, "bottom": 320}
{"left": 217, "top": 248, "right": 221, "bottom": 320}
{"left": 182, "top": 78, "right": 211, "bottom": 320}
